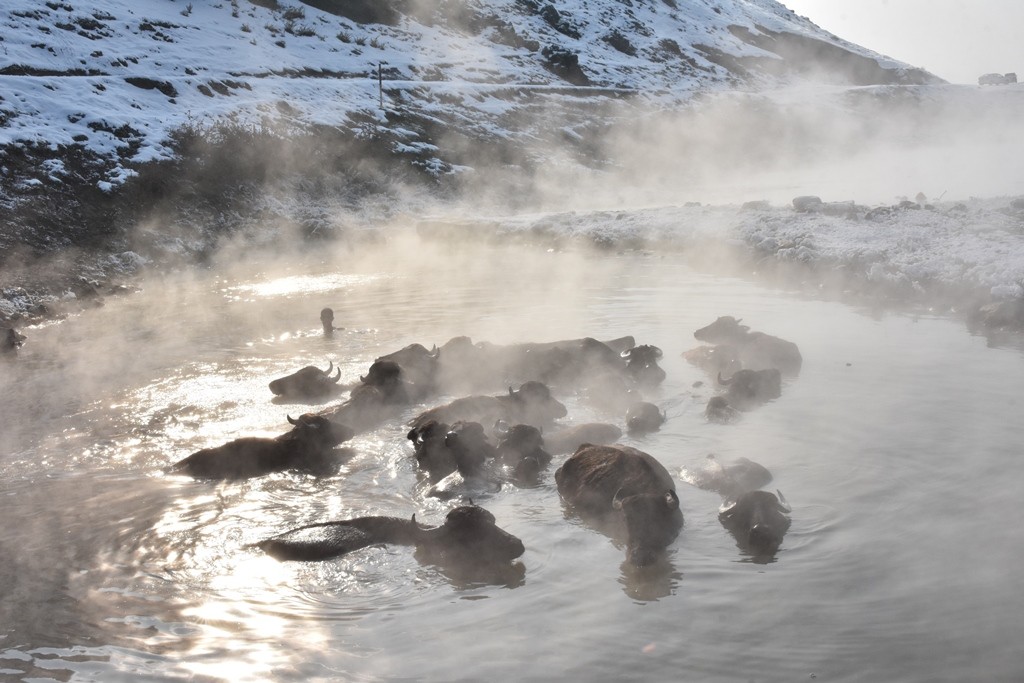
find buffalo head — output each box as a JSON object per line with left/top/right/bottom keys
{"left": 613, "top": 488, "right": 681, "bottom": 567}
{"left": 286, "top": 413, "right": 354, "bottom": 448}
{"left": 494, "top": 421, "right": 550, "bottom": 481}
{"left": 620, "top": 344, "right": 667, "bottom": 386}
{"left": 719, "top": 490, "right": 791, "bottom": 557}
{"left": 625, "top": 402, "right": 666, "bottom": 434}
{"left": 694, "top": 316, "right": 750, "bottom": 344}
{"left": 425, "top": 505, "right": 526, "bottom": 566}
{"left": 443, "top": 420, "right": 494, "bottom": 475}
{"left": 507, "top": 381, "right": 568, "bottom": 423}
{"left": 269, "top": 361, "right": 342, "bottom": 398}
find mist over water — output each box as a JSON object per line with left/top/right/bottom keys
{"left": 2, "top": 232, "right": 1024, "bottom": 681}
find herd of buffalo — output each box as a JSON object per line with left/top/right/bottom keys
{"left": 167, "top": 313, "right": 802, "bottom": 576}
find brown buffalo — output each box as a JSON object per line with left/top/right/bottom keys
{"left": 171, "top": 413, "right": 354, "bottom": 480}
{"left": 555, "top": 444, "right": 683, "bottom": 566}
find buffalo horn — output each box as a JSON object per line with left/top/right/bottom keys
{"left": 331, "top": 367, "right": 341, "bottom": 382}
{"left": 611, "top": 487, "right": 625, "bottom": 510}
{"left": 717, "top": 371, "right": 733, "bottom": 386}
{"left": 325, "top": 360, "right": 334, "bottom": 375}
{"left": 287, "top": 414, "right": 298, "bottom": 425}
{"left": 776, "top": 489, "right": 792, "bottom": 513}
{"left": 508, "top": 386, "right": 515, "bottom": 396}
{"left": 620, "top": 348, "right": 633, "bottom": 359}
{"left": 360, "top": 375, "right": 366, "bottom": 383}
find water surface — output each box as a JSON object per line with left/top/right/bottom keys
{"left": 1, "top": 234, "right": 1022, "bottom": 681}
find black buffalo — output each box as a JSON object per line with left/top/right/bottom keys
{"left": 694, "top": 316, "right": 802, "bottom": 374}
{"left": 323, "top": 359, "right": 414, "bottom": 434}
{"left": 717, "top": 368, "right": 782, "bottom": 411}
{"left": 719, "top": 490, "right": 791, "bottom": 557}
{"left": 171, "top": 413, "right": 354, "bottom": 480}
{"left": 410, "top": 381, "right": 567, "bottom": 432}
{"left": 254, "top": 505, "right": 525, "bottom": 570}
{"left": 494, "top": 422, "right": 551, "bottom": 483}
{"left": 269, "top": 361, "right": 343, "bottom": 399}
{"left": 407, "top": 420, "right": 495, "bottom": 484}
{"left": 704, "top": 396, "right": 742, "bottom": 424}
{"left": 625, "top": 401, "right": 666, "bottom": 434}
{"left": 555, "top": 444, "right": 683, "bottom": 566}
{"left": 375, "top": 342, "right": 439, "bottom": 393}
{"left": 620, "top": 344, "right": 666, "bottom": 387}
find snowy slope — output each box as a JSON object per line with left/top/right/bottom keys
{"left": 0, "top": 0, "right": 936, "bottom": 188}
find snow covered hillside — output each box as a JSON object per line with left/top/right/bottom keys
{"left": 0, "top": 0, "right": 936, "bottom": 191}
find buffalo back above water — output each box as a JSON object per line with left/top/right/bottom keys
{"left": 410, "top": 381, "right": 567, "bottom": 431}
{"left": 255, "top": 505, "right": 524, "bottom": 568}
{"left": 694, "top": 316, "right": 802, "bottom": 374}
{"left": 555, "top": 444, "right": 682, "bottom": 566}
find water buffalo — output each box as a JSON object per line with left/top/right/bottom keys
{"left": 694, "top": 316, "right": 802, "bottom": 374}
{"left": 2, "top": 327, "right": 26, "bottom": 355}
{"left": 323, "top": 359, "right": 414, "bottom": 433}
{"left": 620, "top": 344, "right": 666, "bottom": 387}
{"left": 625, "top": 401, "right": 666, "bottom": 434}
{"left": 171, "top": 413, "right": 354, "bottom": 480}
{"left": 407, "top": 420, "right": 459, "bottom": 481}
{"left": 719, "top": 490, "right": 791, "bottom": 557}
{"left": 269, "top": 361, "right": 343, "bottom": 399}
{"left": 717, "top": 368, "right": 782, "bottom": 411}
{"left": 543, "top": 422, "right": 623, "bottom": 455}
{"left": 682, "top": 344, "right": 742, "bottom": 376}
{"left": 555, "top": 444, "right": 683, "bottom": 567}
{"left": 254, "top": 505, "right": 525, "bottom": 570}
{"left": 375, "top": 342, "right": 439, "bottom": 393}
{"left": 494, "top": 422, "right": 551, "bottom": 483}
{"left": 704, "top": 396, "right": 742, "bottom": 424}
{"left": 434, "top": 335, "right": 634, "bottom": 394}
{"left": 410, "top": 381, "right": 567, "bottom": 432}
{"left": 681, "top": 455, "right": 772, "bottom": 500}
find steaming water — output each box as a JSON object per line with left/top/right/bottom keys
{"left": 2, "top": 234, "right": 1023, "bottom": 682}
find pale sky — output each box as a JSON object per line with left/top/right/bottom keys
{"left": 782, "top": 0, "right": 1024, "bottom": 84}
